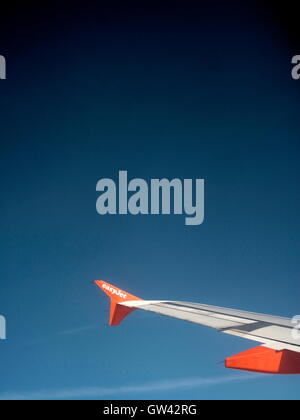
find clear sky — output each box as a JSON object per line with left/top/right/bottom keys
{"left": 0, "top": 1, "right": 299, "bottom": 400}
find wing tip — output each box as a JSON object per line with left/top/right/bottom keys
{"left": 94, "top": 280, "right": 142, "bottom": 326}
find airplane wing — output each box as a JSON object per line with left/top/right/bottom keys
{"left": 94, "top": 280, "right": 300, "bottom": 374}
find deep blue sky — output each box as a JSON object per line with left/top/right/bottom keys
{"left": 0, "top": 1, "right": 299, "bottom": 399}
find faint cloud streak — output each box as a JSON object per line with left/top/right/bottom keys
{"left": 0, "top": 373, "right": 265, "bottom": 400}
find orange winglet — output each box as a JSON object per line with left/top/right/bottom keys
{"left": 94, "top": 280, "right": 142, "bottom": 326}
{"left": 225, "top": 345, "right": 300, "bottom": 374}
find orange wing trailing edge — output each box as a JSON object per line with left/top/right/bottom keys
{"left": 225, "top": 346, "right": 300, "bottom": 374}
{"left": 94, "top": 281, "right": 300, "bottom": 374}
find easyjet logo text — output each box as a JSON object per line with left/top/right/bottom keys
{"left": 102, "top": 284, "right": 127, "bottom": 299}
